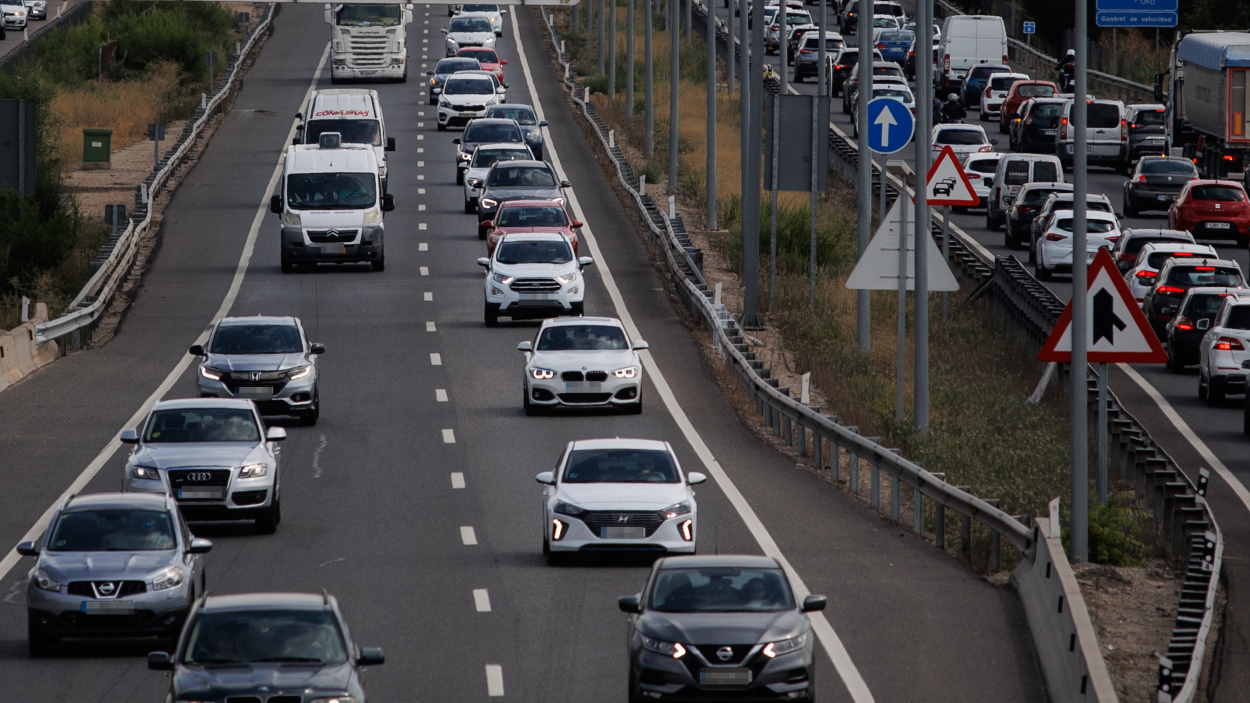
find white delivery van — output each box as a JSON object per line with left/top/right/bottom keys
{"left": 937, "top": 15, "right": 1008, "bottom": 94}
{"left": 270, "top": 132, "right": 395, "bottom": 273}
{"left": 296, "top": 89, "right": 395, "bottom": 192}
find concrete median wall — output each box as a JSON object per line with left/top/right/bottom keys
{"left": 0, "top": 302, "right": 59, "bottom": 392}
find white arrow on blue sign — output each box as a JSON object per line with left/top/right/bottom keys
{"left": 866, "top": 97, "right": 915, "bottom": 154}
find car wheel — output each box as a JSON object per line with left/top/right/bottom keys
{"left": 371, "top": 252, "right": 385, "bottom": 272}
{"left": 484, "top": 302, "right": 500, "bottom": 327}
{"left": 545, "top": 547, "right": 565, "bottom": 566}
{"left": 437, "top": 123, "right": 446, "bottom": 131}
{"left": 1243, "top": 404, "right": 1250, "bottom": 437}
{"left": 523, "top": 384, "right": 541, "bottom": 416}
{"left": 455, "top": 169, "right": 464, "bottom": 186}
{"left": 986, "top": 211, "right": 998, "bottom": 232}
{"left": 280, "top": 252, "right": 297, "bottom": 274}
{"left": 478, "top": 224, "right": 488, "bottom": 240}
{"left": 1035, "top": 257, "right": 1051, "bottom": 281}
{"left": 255, "top": 494, "right": 281, "bottom": 535}
{"left": 1211, "top": 378, "right": 1227, "bottom": 404}
{"left": 27, "top": 613, "right": 53, "bottom": 658}
{"left": 570, "top": 301, "right": 584, "bottom": 316}
{"left": 1166, "top": 349, "right": 1185, "bottom": 372}
{"left": 301, "top": 389, "right": 320, "bottom": 426}
{"left": 1124, "top": 196, "right": 1138, "bottom": 218}
{"left": 1198, "top": 373, "right": 1209, "bottom": 401}
{"left": 625, "top": 387, "right": 643, "bottom": 415}
{"left": 464, "top": 198, "right": 475, "bottom": 214}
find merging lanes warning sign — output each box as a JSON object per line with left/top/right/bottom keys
{"left": 845, "top": 197, "right": 960, "bottom": 291}
{"left": 925, "top": 145, "right": 981, "bottom": 207}
{"left": 1038, "top": 248, "right": 1168, "bottom": 363}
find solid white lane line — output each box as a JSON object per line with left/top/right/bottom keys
{"left": 426, "top": 321, "right": 437, "bottom": 332}
{"left": 510, "top": 13, "right": 874, "bottom": 702}
{"left": 450, "top": 471, "right": 465, "bottom": 489}
{"left": 441, "top": 428, "right": 456, "bottom": 444}
{"left": 0, "top": 43, "right": 333, "bottom": 586}
{"left": 430, "top": 352, "right": 442, "bottom": 366}
{"left": 460, "top": 526, "right": 478, "bottom": 546}
{"left": 424, "top": 291, "right": 433, "bottom": 301}
{"left": 419, "top": 241, "right": 429, "bottom": 251}
{"left": 473, "top": 588, "right": 492, "bottom": 612}
{"left": 485, "top": 664, "right": 504, "bottom": 696}
{"left": 435, "top": 388, "right": 448, "bottom": 402}
{"left": 420, "top": 266, "right": 429, "bottom": 276}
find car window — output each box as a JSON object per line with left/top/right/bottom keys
{"left": 536, "top": 324, "right": 628, "bottom": 351}
{"left": 1166, "top": 266, "right": 1243, "bottom": 287}
{"left": 497, "top": 205, "right": 568, "bottom": 227}
{"left": 1023, "top": 188, "right": 1062, "bottom": 205}
{"left": 1146, "top": 251, "right": 1201, "bottom": 269}
{"left": 1191, "top": 186, "right": 1245, "bottom": 202}
{"left": 1055, "top": 218, "right": 1116, "bottom": 234}
{"left": 1018, "top": 84, "right": 1055, "bottom": 98}
{"left": 990, "top": 76, "right": 1021, "bottom": 91}
{"left": 1184, "top": 293, "right": 1232, "bottom": 318}
{"left": 1142, "top": 160, "right": 1197, "bottom": 176}
{"left": 1133, "top": 109, "right": 1165, "bottom": 127}
{"left": 488, "top": 165, "right": 557, "bottom": 187}
{"left": 935, "top": 129, "right": 986, "bottom": 145}
{"left": 495, "top": 239, "right": 572, "bottom": 264}
{"left": 304, "top": 119, "right": 380, "bottom": 147}
{"left": 488, "top": 106, "right": 537, "bottom": 125}
{"left": 210, "top": 325, "right": 302, "bottom": 355}
{"left": 444, "top": 77, "right": 495, "bottom": 95}
{"left": 1029, "top": 103, "right": 1062, "bottom": 124}
{"left": 464, "top": 48, "right": 500, "bottom": 63}
{"left": 48, "top": 509, "right": 176, "bottom": 551}
{"left": 472, "top": 147, "right": 530, "bottom": 167}
{"left": 466, "top": 122, "right": 522, "bottom": 143}
{"left": 462, "top": 4, "right": 499, "bottom": 12}
{"left": 449, "top": 16, "right": 492, "bottom": 32}
{"left": 837, "top": 50, "right": 859, "bottom": 67}
{"left": 286, "top": 172, "right": 376, "bottom": 210}
{"left": 1033, "top": 162, "right": 1059, "bottom": 182}
{"left": 436, "top": 58, "right": 479, "bottom": 75}
{"left": 1226, "top": 306, "right": 1250, "bottom": 330}
{"left": 144, "top": 408, "right": 261, "bottom": 443}
{"left": 649, "top": 567, "right": 795, "bottom": 613}
{"left": 1004, "top": 161, "right": 1031, "bottom": 186}
{"left": 966, "top": 159, "right": 998, "bottom": 175}
{"left": 562, "top": 448, "right": 679, "bottom": 483}
{"left": 1082, "top": 103, "right": 1121, "bottom": 128}
{"left": 185, "top": 609, "right": 348, "bottom": 665}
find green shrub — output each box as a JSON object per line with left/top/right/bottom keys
{"left": 1086, "top": 496, "right": 1149, "bottom": 567}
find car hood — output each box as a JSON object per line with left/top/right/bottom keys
{"left": 639, "top": 610, "right": 805, "bottom": 645}
{"left": 494, "top": 226, "right": 572, "bottom": 235}
{"left": 203, "top": 353, "right": 306, "bottom": 372}
{"left": 448, "top": 31, "right": 494, "bottom": 42}
{"left": 442, "top": 92, "right": 496, "bottom": 106}
{"left": 493, "top": 261, "right": 578, "bottom": 278}
{"left": 556, "top": 482, "right": 687, "bottom": 509}
{"left": 38, "top": 550, "right": 177, "bottom": 582}
{"left": 131, "top": 443, "right": 258, "bottom": 469}
{"left": 530, "top": 349, "right": 637, "bottom": 372}
{"left": 483, "top": 186, "right": 562, "bottom": 201}
{"left": 294, "top": 210, "right": 372, "bottom": 228}
{"left": 173, "top": 662, "right": 354, "bottom": 698}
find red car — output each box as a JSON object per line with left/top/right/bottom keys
{"left": 1168, "top": 180, "right": 1250, "bottom": 243}
{"left": 456, "top": 47, "right": 507, "bottom": 87}
{"left": 484, "top": 199, "right": 582, "bottom": 255}
{"left": 999, "top": 80, "right": 1056, "bottom": 134}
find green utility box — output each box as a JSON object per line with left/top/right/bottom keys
{"left": 82, "top": 128, "right": 112, "bottom": 169}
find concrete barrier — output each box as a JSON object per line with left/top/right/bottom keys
{"left": 0, "top": 302, "right": 59, "bottom": 392}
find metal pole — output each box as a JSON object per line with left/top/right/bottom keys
{"left": 1071, "top": 0, "right": 1090, "bottom": 563}
{"left": 684, "top": 0, "right": 691, "bottom": 42}
{"left": 738, "top": 0, "right": 749, "bottom": 230}
{"left": 913, "top": 0, "right": 932, "bottom": 432}
{"left": 1097, "top": 363, "right": 1108, "bottom": 505}
{"left": 609, "top": 0, "right": 617, "bottom": 96}
{"left": 779, "top": 4, "right": 788, "bottom": 94}
{"left": 727, "top": 0, "right": 735, "bottom": 94}
{"left": 896, "top": 195, "right": 907, "bottom": 423}
{"left": 707, "top": 0, "right": 718, "bottom": 230}
{"left": 669, "top": 0, "right": 680, "bottom": 194}
{"left": 768, "top": 93, "right": 780, "bottom": 310}
{"left": 855, "top": 0, "right": 872, "bottom": 351}
{"left": 811, "top": 0, "right": 826, "bottom": 305}
{"left": 942, "top": 206, "right": 950, "bottom": 319}
{"left": 627, "top": 0, "right": 636, "bottom": 115}
{"left": 742, "top": 0, "right": 764, "bottom": 327}
{"left": 599, "top": 0, "right": 607, "bottom": 75}
{"left": 645, "top": 0, "right": 655, "bottom": 156}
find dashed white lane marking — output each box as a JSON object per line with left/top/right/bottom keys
{"left": 419, "top": 203, "right": 427, "bottom": 211}
{"left": 417, "top": 122, "right": 425, "bottom": 128}
{"left": 419, "top": 222, "right": 428, "bottom": 231}
{"left": 473, "top": 588, "right": 492, "bottom": 612}
{"left": 424, "top": 291, "right": 433, "bottom": 302}
{"left": 418, "top": 134, "right": 425, "bottom": 142}
{"left": 450, "top": 471, "right": 465, "bottom": 489}
{"left": 419, "top": 241, "right": 429, "bottom": 251}
{"left": 435, "top": 388, "right": 448, "bottom": 402}
{"left": 460, "top": 526, "right": 478, "bottom": 546}
{"left": 418, "top": 174, "right": 426, "bottom": 181}
{"left": 430, "top": 352, "right": 442, "bottom": 366}
{"left": 420, "top": 266, "right": 429, "bottom": 276}
{"left": 485, "top": 664, "right": 504, "bottom": 696}
{"left": 311, "top": 433, "right": 328, "bottom": 479}
{"left": 417, "top": 160, "right": 425, "bottom": 168}
{"left": 418, "top": 186, "right": 427, "bottom": 194}
{"left": 441, "top": 428, "right": 456, "bottom": 444}
{"left": 418, "top": 146, "right": 425, "bottom": 154}
{"left": 426, "top": 321, "right": 437, "bottom": 332}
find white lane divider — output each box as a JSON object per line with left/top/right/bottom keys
{"left": 418, "top": 135, "right": 425, "bottom": 142}
{"left": 419, "top": 222, "right": 428, "bottom": 231}
{"left": 460, "top": 526, "right": 478, "bottom": 546}
{"left": 424, "top": 291, "right": 434, "bottom": 301}
{"left": 426, "top": 321, "right": 437, "bottom": 332}
{"left": 419, "top": 203, "right": 427, "bottom": 211}
{"left": 420, "top": 266, "right": 429, "bottom": 276}
{"left": 418, "top": 173, "right": 426, "bottom": 181}
{"left": 417, "top": 160, "right": 425, "bottom": 168}
{"left": 473, "top": 588, "right": 492, "bottom": 612}
{"left": 430, "top": 352, "right": 442, "bottom": 366}
{"left": 435, "top": 388, "right": 448, "bottom": 402}
{"left": 441, "top": 428, "right": 456, "bottom": 444}
{"left": 450, "top": 471, "right": 465, "bottom": 489}
{"left": 419, "top": 241, "right": 429, "bottom": 251}
{"left": 509, "top": 12, "right": 874, "bottom": 702}
{"left": 485, "top": 664, "right": 504, "bottom": 696}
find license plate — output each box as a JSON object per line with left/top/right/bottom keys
{"left": 1208, "top": 222, "right": 1232, "bottom": 230}
{"left": 320, "top": 243, "right": 346, "bottom": 255}
{"left": 601, "top": 526, "right": 646, "bottom": 539}
{"left": 81, "top": 600, "right": 135, "bottom": 614}
{"left": 179, "top": 487, "right": 224, "bottom": 500}
{"left": 238, "top": 386, "right": 272, "bottom": 397}
{"left": 1157, "top": 194, "right": 1172, "bottom": 201}
{"left": 459, "top": 110, "right": 478, "bottom": 116}
{"left": 1043, "top": 129, "right": 1057, "bottom": 135}
{"left": 519, "top": 292, "right": 552, "bottom": 300}
{"left": 699, "top": 668, "right": 752, "bottom": 686}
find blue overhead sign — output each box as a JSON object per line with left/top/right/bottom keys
{"left": 1022, "top": 21, "right": 1036, "bottom": 35}
{"left": 1096, "top": 11, "right": 1178, "bottom": 26}
{"left": 866, "top": 98, "right": 914, "bottom": 154}
{"left": 1096, "top": 0, "right": 1176, "bottom": 10}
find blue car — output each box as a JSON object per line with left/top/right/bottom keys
{"left": 961, "top": 63, "right": 1012, "bottom": 108}
{"left": 874, "top": 29, "right": 914, "bottom": 65}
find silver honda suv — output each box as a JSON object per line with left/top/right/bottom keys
{"left": 16, "top": 492, "right": 212, "bottom": 656}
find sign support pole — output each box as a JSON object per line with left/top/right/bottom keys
{"left": 913, "top": 0, "right": 932, "bottom": 433}
{"left": 1097, "top": 362, "right": 1109, "bottom": 505}
{"left": 896, "top": 196, "right": 907, "bottom": 423}
{"left": 1072, "top": 0, "right": 1090, "bottom": 563}
{"left": 941, "top": 206, "right": 951, "bottom": 320}
{"left": 768, "top": 93, "right": 780, "bottom": 311}
{"left": 855, "top": 0, "right": 872, "bottom": 351}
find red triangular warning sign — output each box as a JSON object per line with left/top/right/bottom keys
{"left": 924, "top": 145, "right": 980, "bottom": 207}
{"left": 1038, "top": 248, "right": 1168, "bottom": 363}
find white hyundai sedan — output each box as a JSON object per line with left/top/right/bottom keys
{"left": 535, "top": 438, "right": 706, "bottom": 563}
{"left": 1032, "top": 209, "right": 1122, "bottom": 281}
{"left": 517, "top": 316, "right": 647, "bottom": 414}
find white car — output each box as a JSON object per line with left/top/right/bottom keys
{"left": 931, "top": 123, "right": 993, "bottom": 162}
{"left": 535, "top": 438, "right": 704, "bottom": 562}
{"left": 516, "top": 316, "right": 648, "bottom": 414}
{"left": 437, "top": 73, "right": 504, "bottom": 130}
{"left": 463, "top": 142, "right": 534, "bottom": 213}
{"left": 1126, "top": 242, "right": 1219, "bottom": 305}
{"left": 962, "top": 152, "right": 1003, "bottom": 211}
{"left": 1033, "top": 209, "right": 1122, "bottom": 281}
{"left": 1, "top": 1, "right": 28, "bottom": 28}
{"left": 458, "top": 2, "right": 505, "bottom": 36}
{"left": 1198, "top": 295, "right": 1250, "bottom": 403}
{"left": 479, "top": 233, "right": 590, "bottom": 326}
{"left": 22, "top": 0, "right": 44, "bottom": 19}
{"left": 979, "top": 72, "right": 1029, "bottom": 122}
{"left": 443, "top": 13, "right": 496, "bottom": 57}
{"left": 766, "top": 8, "right": 812, "bottom": 53}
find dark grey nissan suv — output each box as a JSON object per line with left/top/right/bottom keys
{"left": 619, "top": 554, "right": 825, "bottom": 702}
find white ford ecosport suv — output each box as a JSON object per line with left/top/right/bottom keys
{"left": 477, "top": 232, "right": 590, "bottom": 325}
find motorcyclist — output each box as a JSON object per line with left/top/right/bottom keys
{"left": 1057, "top": 49, "right": 1076, "bottom": 90}
{"left": 941, "top": 93, "right": 966, "bottom": 123}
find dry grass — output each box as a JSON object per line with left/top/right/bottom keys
{"left": 49, "top": 61, "right": 183, "bottom": 165}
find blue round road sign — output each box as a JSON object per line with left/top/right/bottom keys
{"left": 866, "top": 97, "right": 915, "bottom": 154}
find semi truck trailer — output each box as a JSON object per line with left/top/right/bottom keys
{"left": 1156, "top": 31, "right": 1250, "bottom": 181}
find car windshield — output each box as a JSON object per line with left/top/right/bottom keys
{"left": 1226, "top": 306, "right": 1250, "bottom": 330}
{"left": 1146, "top": 251, "right": 1201, "bottom": 269}
{"left": 1191, "top": 186, "right": 1245, "bottom": 202}
{"left": 990, "top": 76, "right": 1022, "bottom": 90}
{"left": 1056, "top": 218, "right": 1116, "bottom": 234}
{"left": 1004, "top": 161, "right": 1031, "bottom": 186}
{"left": 472, "top": 147, "right": 530, "bottom": 167}
{"left": 536, "top": 324, "right": 629, "bottom": 351}
{"left": 184, "top": 609, "right": 347, "bottom": 665}
{"left": 489, "top": 166, "right": 556, "bottom": 187}
{"left": 562, "top": 449, "right": 679, "bottom": 483}
{"left": 1029, "top": 103, "right": 1062, "bottom": 124}
{"left": 970, "top": 66, "right": 1008, "bottom": 81}
{"left": 436, "top": 58, "right": 480, "bottom": 75}
{"left": 1139, "top": 160, "right": 1194, "bottom": 177}
{"left": 462, "top": 4, "right": 499, "bottom": 12}
{"left": 837, "top": 50, "right": 859, "bottom": 67}
{"left": 649, "top": 567, "right": 795, "bottom": 613}
{"left": 1083, "top": 103, "right": 1121, "bottom": 128}
{"left": 334, "top": 4, "right": 400, "bottom": 26}
{"left": 144, "top": 408, "right": 260, "bottom": 443}
{"left": 804, "top": 37, "right": 842, "bottom": 49}
{"left": 966, "top": 158, "right": 998, "bottom": 174}
{"left": 1167, "top": 266, "right": 1243, "bottom": 287}
{"left": 879, "top": 30, "right": 911, "bottom": 42}
{"left": 210, "top": 324, "right": 302, "bottom": 355}
{"left": 935, "top": 129, "right": 986, "bottom": 145}
{"left": 1023, "top": 188, "right": 1064, "bottom": 205}
{"left": 488, "top": 107, "right": 537, "bottom": 125}
{"left": 1184, "top": 293, "right": 1232, "bottom": 318}
{"left": 871, "top": 16, "right": 896, "bottom": 27}
{"left": 445, "top": 78, "right": 495, "bottom": 95}
{"left": 1034, "top": 162, "right": 1059, "bottom": 182}
{"left": 304, "top": 119, "right": 380, "bottom": 147}
{"left": 1018, "top": 84, "right": 1055, "bottom": 98}
{"left": 466, "top": 123, "right": 522, "bottom": 143}
{"left": 464, "top": 49, "right": 500, "bottom": 63}
{"left": 1134, "top": 109, "right": 1165, "bottom": 127}
{"left": 495, "top": 239, "right": 572, "bottom": 264}
{"left": 48, "top": 509, "right": 176, "bottom": 551}
{"left": 497, "top": 205, "right": 568, "bottom": 227}
{"left": 874, "top": 87, "right": 911, "bottom": 101}
{"left": 450, "top": 17, "right": 492, "bottom": 32}
{"left": 286, "top": 173, "right": 376, "bottom": 210}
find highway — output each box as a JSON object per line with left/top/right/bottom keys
{"left": 0, "top": 4, "right": 1043, "bottom": 701}
{"left": 0, "top": 1, "right": 77, "bottom": 62}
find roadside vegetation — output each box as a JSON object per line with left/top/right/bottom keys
{"left": 0, "top": 0, "right": 240, "bottom": 329}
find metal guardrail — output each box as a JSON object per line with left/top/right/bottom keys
{"left": 32, "top": 4, "right": 277, "bottom": 345}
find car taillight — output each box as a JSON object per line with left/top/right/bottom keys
{"left": 1137, "top": 174, "right": 1147, "bottom": 183}
{"left": 1121, "top": 119, "right": 1128, "bottom": 140}
{"left": 1045, "top": 232, "right": 1067, "bottom": 241}
{"left": 1130, "top": 123, "right": 1138, "bottom": 129}
{"left": 1173, "top": 252, "right": 1194, "bottom": 257}
{"left": 1002, "top": 54, "right": 1009, "bottom": 63}
{"left": 943, "top": 54, "right": 950, "bottom": 72}
{"left": 984, "top": 85, "right": 992, "bottom": 96}
{"left": 1195, "top": 266, "right": 1217, "bottom": 271}
{"left": 1175, "top": 317, "right": 1195, "bottom": 331}
{"left": 1156, "top": 285, "right": 1186, "bottom": 294}
{"left": 875, "top": 43, "right": 886, "bottom": 50}
{"left": 978, "top": 145, "right": 992, "bottom": 152}
{"left": 834, "top": 64, "right": 844, "bottom": 70}
{"left": 908, "top": 50, "right": 914, "bottom": 58}
{"left": 1135, "top": 270, "right": 1158, "bottom": 280}
{"left": 1060, "top": 117, "right": 1069, "bottom": 140}
{"left": 1216, "top": 336, "right": 1245, "bottom": 351}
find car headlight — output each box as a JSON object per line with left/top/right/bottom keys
{"left": 552, "top": 197, "right": 566, "bottom": 206}
{"left": 479, "top": 197, "right": 498, "bottom": 209}
{"left": 526, "top": 132, "right": 541, "bottom": 142}
{"left": 287, "top": 365, "right": 312, "bottom": 380}
{"left": 33, "top": 569, "right": 63, "bottom": 592}
{"left": 762, "top": 633, "right": 807, "bottom": 658}
{"left": 238, "top": 463, "right": 268, "bottom": 479}
{"left": 199, "top": 366, "right": 223, "bottom": 381}
{"left": 131, "top": 465, "right": 161, "bottom": 481}
{"left": 310, "top": 697, "right": 357, "bottom": 703}
{"left": 281, "top": 210, "right": 302, "bottom": 227}
{"left": 150, "top": 566, "right": 184, "bottom": 592}
{"left": 430, "top": 78, "right": 438, "bottom": 86}
{"left": 554, "top": 272, "right": 578, "bottom": 285}
{"left": 468, "top": 177, "right": 483, "bottom": 187}
{"left": 640, "top": 636, "right": 687, "bottom": 659}
{"left": 660, "top": 501, "right": 691, "bottom": 519}
{"left": 492, "top": 272, "right": 514, "bottom": 285}
{"left": 613, "top": 365, "right": 640, "bottom": 379}
{"left": 439, "top": 97, "right": 451, "bottom": 108}
{"left": 457, "top": 151, "right": 471, "bottom": 162}
{"left": 530, "top": 367, "right": 555, "bottom": 380}
{"left": 552, "top": 499, "right": 587, "bottom": 517}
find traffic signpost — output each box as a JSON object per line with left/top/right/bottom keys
{"left": 924, "top": 146, "right": 980, "bottom": 207}
{"left": 1022, "top": 20, "right": 1035, "bottom": 34}
{"left": 1096, "top": 0, "right": 1177, "bottom": 27}
{"left": 866, "top": 97, "right": 915, "bottom": 155}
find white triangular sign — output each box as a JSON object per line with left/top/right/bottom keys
{"left": 924, "top": 145, "right": 980, "bottom": 207}
{"left": 845, "top": 198, "right": 960, "bottom": 292}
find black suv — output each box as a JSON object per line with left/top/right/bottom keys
{"left": 1011, "top": 97, "right": 1065, "bottom": 153}
{"left": 149, "top": 592, "right": 385, "bottom": 702}
{"left": 1123, "top": 103, "right": 1168, "bottom": 167}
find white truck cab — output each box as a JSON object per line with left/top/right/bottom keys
{"left": 270, "top": 132, "right": 395, "bottom": 273}
{"left": 296, "top": 89, "right": 395, "bottom": 191}
{"left": 326, "top": 3, "right": 414, "bottom": 83}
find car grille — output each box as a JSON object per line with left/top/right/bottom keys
{"left": 561, "top": 370, "right": 608, "bottom": 382}
{"left": 583, "top": 510, "right": 664, "bottom": 536}
{"left": 557, "top": 392, "right": 613, "bottom": 404}
{"left": 693, "top": 644, "right": 756, "bottom": 666}
{"left": 561, "top": 371, "right": 584, "bottom": 381}
{"left": 225, "top": 370, "right": 288, "bottom": 382}
{"left": 456, "top": 103, "right": 487, "bottom": 111}
{"left": 168, "top": 468, "right": 232, "bottom": 488}
{"left": 585, "top": 370, "right": 608, "bottom": 382}
{"left": 511, "top": 278, "right": 560, "bottom": 292}
{"left": 67, "top": 581, "right": 148, "bottom": 598}
{"left": 347, "top": 34, "right": 390, "bottom": 67}
{"left": 307, "top": 228, "right": 359, "bottom": 243}
{"left": 227, "top": 697, "right": 302, "bottom": 703}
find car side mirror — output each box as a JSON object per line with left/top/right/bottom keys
{"left": 501, "top": 59, "right": 509, "bottom": 65}
{"left": 497, "top": 87, "right": 507, "bottom": 94}
{"left": 266, "top": 427, "right": 287, "bottom": 442}
{"left": 16, "top": 540, "right": 38, "bottom": 557}
{"left": 269, "top": 194, "right": 283, "bottom": 214}
{"left": 802, "top": 594, "right": 828, "bottom": 612}
{"left": 989, "top": 138, "right": 999, "bottom": 146}
{"left": 516, "top": 341, "right": 533, "bottom": 352}
{"left": 452, "top": 137, "right": 461, "bottom": 144}
{"left": 310, "top": 342, "right": 326, "bottom": 355}
{"left": 425, "top": 70, "right": 434, "bottom": 76}
{"left": 188, "top": 344, "right": 205, "bottom": 356}
{"left": 188, "top": 537, "right": 213, "bottom": 554}
{"left": 1197, "top": 318, "right": 1211, "bottom": 330}
{"left": 618, "top": 594, "right": 642, "bottom": 614}
{"left": 535, "top": 471, "right": 555, "bottom": 485}
{"left": 480, "top": 219, "right": 495, "bottom": 229}
{"left": 687, "top": 471, "right": 707, "bottom": 485}
{"left": 477, "top": 256, "right": 491, "bottom": 269}
{"left": 560, "top": 180, "right": 571, "bottom": 188}
{"left": 441, "top": 27, "right": 448, "bottom": 33}
{"left": 571, "top": 221, "right": 584, "bottom": 228}
{"left": 385, "top": 137, "right": 396, "bottom": 152}
{"left": 120, "top": 428, "right": 140, "bottom": 444}
{"left": 291, "top": 135, "right": 301, "bottom": 146}
{"left": 633, "top": 340, "right": 650, "bottom": 351}
{"left": 357, "top": 646, "right": 386, "bottom": 666}
{"left": 147, "top": 652, "right": 174, "bottom": 671}
{"left": 539, "top": 119, "right": 548, "bottom": 127}
{"left": 382, "top": 193, "right": 396, "bottom": 212}
{"left": 578, "top": 256, "right": 594, "bottom": 268}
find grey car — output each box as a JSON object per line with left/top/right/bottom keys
{"left": 122, "top": 398, "right": 287, "bottom": 533}
{"left": 484, "top": 103, "right": 549, "bottom": 159}
{"left": 463, "top": 142, "right": 534, "bottom": 213}
{"left": 190, "top": 315, "right": 325, "bottom": 425}
{"left": 476, "top": 160, "right": 570, "bottom": 239}
{"left": 148, "top": 592, "right": 385, "bottom": 702}
{"left": 452, "top": 117, "right": 525, "bottom": 184}
{"left": 17, "top": 492, "right": 212, "bottom": 656}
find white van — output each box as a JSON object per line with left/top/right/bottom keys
{"left": 270, "top": 133, "right": 395, "bottom": 273}
{"left": 985, "top": 153, "right": 1063, "bottom": 231}
{"left": 936, "top": 15, "right": 1008, "bottom": 94}
{"left": 1056, "top": 98, "right": 1127, "bottom": 171}
{"left": 296, "top": 89, "right": 395, "bottom": 191}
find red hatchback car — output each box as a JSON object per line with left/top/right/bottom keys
{"left": 456, "top": 47, "right": 507, "bottom": 87}
{"left": 1168, "top": 180, "right": 1250, "bottom": 243}
{"left": 999, "top": 80, "right": 1057, "bottom": 134}
{"left": 484, "top": 199, "right": 582, "bottom": 255}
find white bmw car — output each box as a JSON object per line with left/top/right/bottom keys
{"left": 535, "top": 438, "right": 705, "bottom": 563}
{"left": 516, "top": 316, "right": 647, "bottom": 414}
